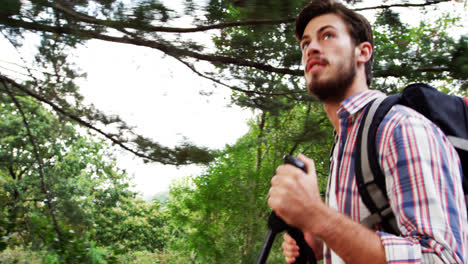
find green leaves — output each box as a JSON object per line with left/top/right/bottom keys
{"left": 450, "top": 36, "right": 468, "bottom": 90}
{"left": 131, "top": 0, "right": 173, "bottom": 25}
{"left": 372, "top": 8, "right": 464, "bottom": 93}
{"left": 92, "top": 196, "right": 168, "bottom": 253}
{"left": 0, "top": 91, "right": 168, "bottom": 261}
{"left": 165, "top": 103, "right": 333, "bottom": 263}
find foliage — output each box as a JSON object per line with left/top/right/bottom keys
{"left": 0, "top": 246, "right": 43, "bottom": 264}
{"left": 0, "top": 89, "right": 167, "bottom": 262}
{"left": 92, "top": 196, "right": 168, "bottom": 253}
{"left": 372, "top": 8, "right": 467, "bottom": 93}
{"left": 0, "top": 246, "right": 186, "bottom": 264}
{"left": 0, "top": 0, "right": 467, "bottom": 263}
{"left": 450, "top": 35, "right": 468, "bottom": 90}
{"left": 166, "top": 103, "right": 333, "bottom": 263}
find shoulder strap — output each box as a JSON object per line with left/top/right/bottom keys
{"left": 355, "top": 95, "right": 401, "bottom": 234}
{"left": 447, "top": 136, "right": 468, "bottom": 152}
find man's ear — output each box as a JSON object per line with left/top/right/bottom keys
{"left": 355, "top": 41, "right": 373, "bottom": 65}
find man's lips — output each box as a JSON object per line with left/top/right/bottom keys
{"left": 306, "top": 59, "right": 328, "bottom": 73}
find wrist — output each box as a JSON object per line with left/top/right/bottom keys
{"left": 302, "top": 200, "right": 332, "bottom": 237}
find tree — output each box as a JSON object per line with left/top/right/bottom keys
{"left": 1, "top": 0, "right": 466, "bottom": 166}
{"left": 0, "top": 84, "right": 167, "bottom": 262}
{"left": 92, "top": 195, "right": 168, "bottom": 253}
{"left": 166, "top": 102, "right": 333, "bottom": 263}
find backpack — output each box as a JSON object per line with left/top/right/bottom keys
{"left": 354, "top": 83, "right": 468, "bottom": 234}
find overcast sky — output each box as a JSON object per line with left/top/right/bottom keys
{"left": 0, "top": 31, "right": 254, "bottom": 200}
{"left": 72, "top": 40, "right": 254, "bottom": 199}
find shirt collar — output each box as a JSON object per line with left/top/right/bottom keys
{"left": 337, "top": 90, "right": 385, "bottom": 119}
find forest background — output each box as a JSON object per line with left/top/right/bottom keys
{"left": 0, "top": 0, "right": 467, "bottom": 263}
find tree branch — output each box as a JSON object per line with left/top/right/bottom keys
{"left": 8, "top": 165, "right": 17, "bottom": 180}
{"left": 49, "top": 1, "right": 294, "bottom": 33}
{"left": 1, "top": 77, "right": 64, "bottom": 243}
{"left": 0, "top": 17, "right": 303, "bottom": 76}
{"left": 353, "top": 0, "right": 451, "bottom": 12}
{"left": 45, "top": 0, "right": 451, "bottom": 34}
{"left": 0, "top": 74, "right": 211, "bottom": 165}
{"left": 2, "top": 15, "right": 453, "bottom": 79}
{"left": 375, "top": 66, "right": 450, "bottom": 78}
{"left": 174, "top": 56, "right": 305, "bottom": 96}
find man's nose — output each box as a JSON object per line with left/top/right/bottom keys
{"left": 306, "top": 40, "right": 321, "bottom": 57}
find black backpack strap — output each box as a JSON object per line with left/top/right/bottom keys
{"left": 355, "top": 95, "right": 401, "bottom": 235}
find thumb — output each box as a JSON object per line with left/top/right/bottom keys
{"left": 297, "top": 154, "right": 315, "bottom": 174}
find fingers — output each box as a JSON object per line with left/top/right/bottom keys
{"left": 283, "top": 233, "right": 296, "bottom": 245}
{"left": 269, "top": 163, "right": 304, "bottom": 196}
{"left": 268, "top": 154, "right": 317, "bottom": 223}
{"left": 298, "top": 153, "right": 316, "bottom": 175}
{"left": 282, "top": 233, "right": 299, "bottom": 263}
{"left": 272, "top": 154, "right": 314, "bottom": 183}
{"left": 268, "top": 154, "right": 323, "bottom": 232}
{"left": 268, "top": 166, "right": 301, "bottom": 214}
{"left": 285, "top": 255, "right": 297, "bottom": 264}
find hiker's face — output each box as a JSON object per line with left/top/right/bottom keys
{"left": 300, "top": 14, "right": 357, "bottom": 103}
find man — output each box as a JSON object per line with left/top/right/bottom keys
{"left": 267, "top": 0, "right": 468, "bottom": 263}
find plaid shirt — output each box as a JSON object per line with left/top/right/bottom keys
{"left": 324, "top": 90, "right": 468, "bottom": 264}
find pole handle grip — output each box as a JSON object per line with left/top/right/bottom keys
{"left": 283, "top": 155, "right": 316, "bottom": 264}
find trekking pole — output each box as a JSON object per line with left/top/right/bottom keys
{"left": 256, "top": 155, "right": 317, "bottom": 264}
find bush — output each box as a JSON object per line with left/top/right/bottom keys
{"left": 0, "top": 246, "right": 45, "bottom": 264}
{"left": 0, "top": 246, "right": 195, "bottom": 264}
{"left": 115, "top": 249, "right": 198, "bottom": 264}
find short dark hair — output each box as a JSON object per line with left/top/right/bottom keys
{"left": 295, "top": 0, "right": 374, "bottom": 86}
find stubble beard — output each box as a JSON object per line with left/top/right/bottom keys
{"left": 307, "top": 53, "right": 356, "bottom": 103}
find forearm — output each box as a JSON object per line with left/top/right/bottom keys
{"left": 305, "top": 204, "right": 386, "bottom": 264}
{"left": 304, "top": 200, "right": 466, "bottom": 264}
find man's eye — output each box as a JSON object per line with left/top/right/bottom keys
{"left": 302, "top": 42, "right": 309, "bottom": 50}
{"left": 324, "top": 33, "right": 333, "bottom": 40}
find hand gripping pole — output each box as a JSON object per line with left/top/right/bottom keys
{"left": 256, "top": 156, "right": 317, "bottom": 264}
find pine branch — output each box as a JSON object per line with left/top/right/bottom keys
{"left": 375, "top": 66, "right": 450, "bottom": 78}
{"left": 0, "top": 31, "right": 41, "bottom": 88}
{"left": 49, "top": 1, "right": 294, "bottom": 33}
{"left": 0, "top": 16, "right": 303, "bottom": 76}
{"left": 353, "top": 0, "right": 451, "bottom": 11}
{"left": 174, "top": 56, "right": 305, "bottom": 96}
{"left": 2, "top": 15, "right": 453, "bottom": 79}
{"left": 0, "top": 74, "right": 213, "bottom": 165}
{"left": 46, "top": 0, "right": 451, "bottom": 34}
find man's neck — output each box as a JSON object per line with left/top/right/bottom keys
{"left": 322, "top": 80, "right": 369, "bottom": 133}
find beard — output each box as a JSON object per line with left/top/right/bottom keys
{"left": 307, "top": 53, "right": 356, "bottom": 103}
